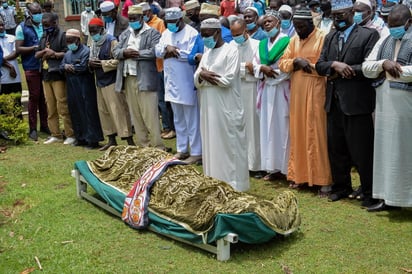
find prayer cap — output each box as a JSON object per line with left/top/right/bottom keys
{"left": 128, "top": 5, "right": 143, "bottom": 15}
{"left": 185, "top": 0, "right": 200, "bottom": 11}
{"left": 355, "top": 0, "right": 372, "bottom": 9}
{"left": 89, "top": 17, "right": 104, "bottom": 27}
{"left": 293, "top": 7, "right": 313, "bottom": 19}
{"left": 66, "top": 29, "right": 81, "bottom": 38}
{"left": 137, "top": 2, "right": 151, "bottom": 12}
{"left": 245, "top": 6, "right": 259, "bottom": 15}
{"left": 265, "top": 10, "right": 280, "bottom": 19}
{"left": 279, "top": 4, "right": 293, "bottom": 14}
{"left": 100, "top": 1, "right": 115, "bottom": 12}
{"left": 200, "top": 18, "right": 221, "bottom": 29}
{"left": 331, "top": 0, "right": 354, "bottom": 11}
{"left": 199, "top": 3, "right": 220, "bottom": 16}
{"left": 165, "top": 7, "right": 183, "bottom": 20}
{"left": 380, "top": 3, "right": 396, "bottom": 15}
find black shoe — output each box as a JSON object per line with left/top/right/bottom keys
{"left": 361, "top": 197, "right": 379, "bottom": 207}
{"left": 85, "top": 142, "right": 101, "bottom": 150}
{"left": 29, "top": 129, "right": 38, "bottom": 141}
{"left": 72, "top": 139, "right": 87, "bottom": 147}
{"left": 367, "top": 200, "right": 401, "bottom": 212}
{"left": 349, "top": 187, "right": 362, "bottom": 200}
{"left": 40, "top": 126, "right": 51, "bottom": 135}
{"left": 328, "top": 190, "right": 352, "bottom": 202}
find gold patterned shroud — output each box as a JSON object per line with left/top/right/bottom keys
{"left": 88, "top": 146, "right": 301, "bottom": 235}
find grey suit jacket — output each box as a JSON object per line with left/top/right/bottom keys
{"left": 113, "top": 26, "right": 160, "bottom": 92}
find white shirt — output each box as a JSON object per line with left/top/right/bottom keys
{"left": 80, "top": 10, "right": 95, "bottom": 35}
{"left": 123, "top": 23, "right": 151, "bottom": 76}
{"left": 0, "top": 34, "right": 21, "bottom": 84}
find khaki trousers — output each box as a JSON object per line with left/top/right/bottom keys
{"left": 124, "top": 76, "right": 163, "bottom": 148}
{"left": 96, "top": 83, "right": 132, "bottom": 138}
{"left": 43, "top": 80, "right": 74, "bottom": 138}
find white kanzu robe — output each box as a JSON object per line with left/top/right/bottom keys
{"left": 253, "top": 34, "right": 290, "bottom": 175}
{"left": 230, "top": 37, "right": 261, "bottom": 171}
{"left": 194, "top": 43, "right": 249, "bottom": 192}
{"left": 362, "top": 35, "right": 412, "bottom": 207}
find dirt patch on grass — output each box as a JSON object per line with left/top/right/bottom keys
{"left": 0, "top": 180, "right": 6, "bottom": 193}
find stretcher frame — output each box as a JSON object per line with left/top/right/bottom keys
{"left": 71, "top": 168, "right": 239, "bottom": 261}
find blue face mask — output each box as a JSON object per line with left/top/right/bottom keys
{"left": 0, "top": 31, "right": 5, "bottom": 37}
{"left": 86, "top": 7, "right": 92, "bottom": 12}
{"left": 264, "top": 26, "right": 279, "bottom": 38}
{"left": 335, "top": 20, "right": 347, "bottom": 30}
{"left": 281, "top": 19, "right": 291, "bottom": 30}
{"left": 203, "top": 35, "right": 216, "bottom": 49}
{"left": 32, "top": 13, "right": 43, "bottom": 24}
{"left": 67, "top": 43, "right": 78, "bottom": 52}
{"left": 2, "top": 3, "right": 8, "bottom": 8}
{"left": 353, "top": 11, "right": 364, "bottom": 24}
{"left": 246, "top": 22, "right": 256, "bottom": 30}
{"left": 129, "top": 21, "right": 142, "bottom": 30}
{"left": 389, "top": 25, "right": 406, "bottom": 40}
{"left": 104, "top": 16, "right": 113, "bottom": 23}
{"left": 167, "top": 22, "right": 179, "bottom": 33}
{"left": 315, "top": 7, "right": 321, "bottom": 13}
{"left": 91, "top": 33, "right": 102, "bottom": 42}
{"left": 143, "top": 15, "right": 149, "bottom": 22}
{"left": 233, "top": 34, "right": 246, "bottom": 45}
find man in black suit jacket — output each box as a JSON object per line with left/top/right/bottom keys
{"left": 315, "top": 2, "right": 379, "bottom": 207}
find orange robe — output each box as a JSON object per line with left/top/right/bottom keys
{"left": 147, "top": 15, "right": 166, "bottom": 72}
{"left": 278, "top": 28, "right": 331, "bottom": 186}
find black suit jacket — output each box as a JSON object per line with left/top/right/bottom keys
{"left": 315, "top": 25, "right": 380, "bottom": 115}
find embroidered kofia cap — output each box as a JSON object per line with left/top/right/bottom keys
{"left": 331, "top": 0, "right": 354, "bottom": 11}
{"left": 293, "top": 7, "right": 313, "bottom": 20}
{"left": 200, "top": 18, "right": 221, "bottom": 29}
{"left": 137, "top": 2, "right": 151, "bottom": 12}
{"left": 355, "top": 0, "right": 372, "bottom": 9}
{"left": 100, "top": 1, "right": 115, "bottom": 12}
{"left": 165, "top": 7, "right": 183, "bottom": 20}
{"left": 128, "top": 5, "right": 143, "bottom": 15}
{"left": 185, "top": 0, "right": 200, "bottom": 11}
{"left": 66, "top": 29, "right": 81, "bottom": 38}
{"left": 199, "top": 3, "right": 220, "bottom": 16}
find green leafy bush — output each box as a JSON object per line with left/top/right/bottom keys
{"left": 0, "top": 93, "right": 28, "bottom": 145}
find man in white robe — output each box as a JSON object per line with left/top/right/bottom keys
{"left": 253, "top": 12, "right": 291, "bottom": 180}
{"left": 194, "top": 18, "right": 249, "bottom": 192}
{"left": 362, "top": 4, "right": 412, "bottom": 211}
{"left": 229, "top": 19, "right": 262, "bottom": 174}
{"left": 155, "top": 7, "right": 202, "bottom": 164}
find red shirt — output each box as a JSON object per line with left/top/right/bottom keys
{"left": 220, "top": 0, "right": 237, "bottom": 17}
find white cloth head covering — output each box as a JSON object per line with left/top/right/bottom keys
{"left": 244, "top": 6, "right": 258, "bottom": 15}
{"left": 165, "top": 7, "right": 183, "bottom": 20}
{"left": 128, "top": 5, "right": 143, "bottom": 15}
{"left": 200, "top": 18, "right": 221, "bottom": 29}
{"left": 331, "top": 0, "right": 354, "bottom": 11}
{"left": 100, "top": 1, "right": 115, "bottom": 12}
{"left": 137, "top": 2, "right": 151, "bottom": 12}
{"left": 355, "top": 0, "right": 372, "bottom": 9}
{"left": 279, "top": 5, "right": 293, "bottom": 14}
{"left": 199, "top": 3, "right": 220, "bottom": 16}
{"left": 66, "top": 29, "right": 81, "bottom": 38}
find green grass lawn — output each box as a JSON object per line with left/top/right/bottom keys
{"left": 1, "top": 136, "right": 412, "bottom": 273}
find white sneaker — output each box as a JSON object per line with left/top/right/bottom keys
{"left": 63, "top": 137, "right": 76, "bottom": 145}
{"left": 43, "top": 136, "right": 61, "bottom": 144}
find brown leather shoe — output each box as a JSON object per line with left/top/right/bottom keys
{"left": 182, "top": 155, "right": 202, "bottom": 165}
{"left": 162, "top": 130, "right": 176, "bottom": 139}
{"left": 173, "top": 152, "right": 190, "bottom": 160}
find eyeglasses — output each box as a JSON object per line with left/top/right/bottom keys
{"left": 331, "top": 10, "right": 351, "bottom": 20}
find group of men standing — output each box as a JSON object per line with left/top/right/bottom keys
{"left": 2, "top": 0, "right": 412, "bottom": 211}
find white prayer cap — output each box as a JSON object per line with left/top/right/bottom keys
{"left": 128, "top": 5, "right": 143, "bottom": 15}
{"left": 66, "top": 29, "right": 81, "bottom": 38}
{"left": 200, "top": 18, "right": 221, "bottom": 29}
{"left": 100, "top": 1, "right": 115, "bottom": 12}
{"left": 355, "top": 0, "right": 372, "bottom": 9}
{"left": 279, "top": 5, "right": 293, "bottom": 14}
{"left": 331, "top": 0, "right": 353, "bottom": 11}
{"left": 244, "top": 6, "right": 258, "bottom": 15}
{"left": 165, "top": 7, "right": 183, "bottom": 20}
{"left": 137, "top": 2, "right": 151, "bottom": 12}
{"left": 199, "top": 3, "right": 220, "bottom": 16}
{"left": 185, "top": 0, "right": 200, "bottom": 11}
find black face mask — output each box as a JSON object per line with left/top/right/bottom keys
{"left": 298, "top": 25, "right": 314, "bottom": 40}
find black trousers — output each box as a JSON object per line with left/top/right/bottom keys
{"left": 327, "top": 96, "right": 374, "bottom": 196}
